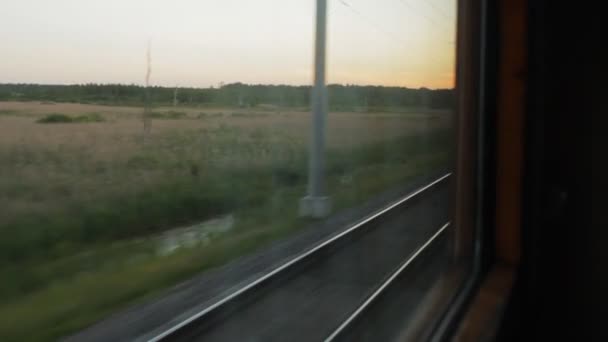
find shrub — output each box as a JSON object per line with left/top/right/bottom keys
{"left": 36, "top": 113, "right": 105, "bottom": 124}
{"left": 36, "top": 113, "right": 74, "bottom": 123}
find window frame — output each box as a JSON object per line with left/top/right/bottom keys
{"left": 389, "top": 0, "right": 500, "bottom": 340}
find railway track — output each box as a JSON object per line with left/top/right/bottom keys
{"left": 143, "top": 173, "right": 452, "bottom": 342}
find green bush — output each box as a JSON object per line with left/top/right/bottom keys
{"left": 36, "top": 114, "right": 74, "bottom": 123}
{"left": 36, "top": 113, "right": 105, "bottom": 124}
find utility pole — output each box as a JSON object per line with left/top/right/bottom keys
{"left": 300, "top": 0, "right": 331, "bottom": 218}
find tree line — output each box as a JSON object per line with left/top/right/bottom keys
{"left": 0, "top": 83, "right": 454, "bottom": 110}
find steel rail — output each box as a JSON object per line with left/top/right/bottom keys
{"left": 147, "top": 173, "right": 452, "bottom": 342}
{"left": 325, "top": 221, "right": 452, "bottom": 341}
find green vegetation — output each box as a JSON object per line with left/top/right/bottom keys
{"left": 0, "top": 100, "right": 452, "bottom": 341}
{"left": 0, "top": 129, "right": 450, "bottom": 341}
{"left": 2, "top": 127, "right": 449, "bottom": 266}
{"left": 36, "top": 113, "right": 105, "bottom": 123}
{"left": 0, "top": 83, "right": 454, "bottom": 110}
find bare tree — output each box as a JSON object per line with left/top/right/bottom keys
{"left": 143, "top": 41, "right": 152, "bottom": 135}
{"left": 173, "top": 86, "right": 179, "bottom": 107}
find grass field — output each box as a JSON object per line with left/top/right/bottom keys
{"left": 0, "top": 100, "right": 452, "bottom": 341}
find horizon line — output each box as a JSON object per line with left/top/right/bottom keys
{"left": 0, "top": 81, "right": 455, "bottom": 91}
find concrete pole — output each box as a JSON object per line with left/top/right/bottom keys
{"left": 300, "top": 0, "right": 331, "bottom": 218}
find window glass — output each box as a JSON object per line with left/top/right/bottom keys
{"left": 0, "top": 1, "right": 456, "bottom": 340}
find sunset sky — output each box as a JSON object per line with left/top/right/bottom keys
{"left": 0, "top": 0, "right": 456, "bottom": 89}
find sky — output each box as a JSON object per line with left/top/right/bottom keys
{"left": 0, "top": 0, "right": 456, "bottom": 89}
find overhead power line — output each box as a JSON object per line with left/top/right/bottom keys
{"left": 335, "top": 0, "right": 446, "bottom": 65}
{"left": 337, "top": 0, "right": 411, "bottom": 47}
{"left": 397, "top": 0, "right": 453, "bottom": 32}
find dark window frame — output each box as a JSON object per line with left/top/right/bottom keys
{"left": 391, "top": 0, "right": 501, "bottom": 340}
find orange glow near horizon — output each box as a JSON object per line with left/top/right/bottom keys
{"left": 0, "top": 0, "right": 456, "bottom": 89}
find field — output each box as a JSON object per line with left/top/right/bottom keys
{"left": 0, "top": 100, "right": 452, "bottom": 341}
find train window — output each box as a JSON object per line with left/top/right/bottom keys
{"left": 0, "top": 0, "right": 479, "bottom": 341}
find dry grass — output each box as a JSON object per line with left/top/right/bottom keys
{"left": 0, "top": 101, "right": 449, "bottom": 147}
{"left": 0, "top": 100, "right": 450, "bottom": 226}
